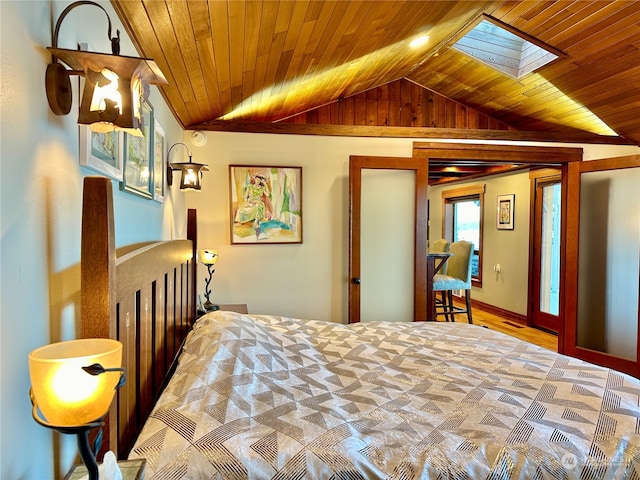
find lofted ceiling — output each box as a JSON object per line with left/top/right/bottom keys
{"left": 111, "top": 0, "right": 640, "bottom": 167}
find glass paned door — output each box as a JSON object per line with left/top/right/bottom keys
{"left": 564, "top": 156, "right": 640, "bottom": 376}
{"left": 539, "top": 183, "right": 561, "bottom": 316}
{"left": 530, "top": 174, "right": 561, "bottom": 334}
{"left": 576, "top": 168, "right": 639, "bottom": 360}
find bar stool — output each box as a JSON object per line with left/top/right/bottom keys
{"left": 433, "top": 240, "right": 473, "bottom": 323}
{"left": 428, "top": 239, "right": 450, "bottom": 310}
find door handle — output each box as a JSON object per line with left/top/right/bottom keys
{"left": 352, "top": 277, "right": 361, "bottom": 285}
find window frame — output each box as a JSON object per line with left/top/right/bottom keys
{"left": 441, "top": 184, "right": 485, "bottom": 287}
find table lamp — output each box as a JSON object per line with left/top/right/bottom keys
{"left": 29, "top": 338, "right": 125, "bottom": 480}
{"left": 200, "top": 249, "right": 219, "bottom": 311}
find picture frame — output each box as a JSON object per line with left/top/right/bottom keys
{"left": 153, "top": 119, "right": 166, "bottom": 202}
{"left": 121, "top": 101, "right": 154, "bottom": 199}
{"left": 79, "top": 126, "right": 123, "bottom": 181}
{"left": 229, "top": 165, "right": 302, "bottom": 244}
{"left": 496, "top": 194, "right": 515, "bottom": 230}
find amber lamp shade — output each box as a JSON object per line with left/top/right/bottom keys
{"left": 29, "top": 338, "right": 122, "bottom": 427}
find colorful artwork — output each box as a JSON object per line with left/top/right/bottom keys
{"left": 230, "top": 165, "right": 302, "bottom": 244}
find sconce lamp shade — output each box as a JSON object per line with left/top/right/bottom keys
{"left": 47, "top": 48, "right": 167, "bottom": 137}
{"left": 177, "top": 163, "right": 208, "bottom": 191}
{"left": 201, "top": 249, "right": 219, "bottom": 265}
{"left": 167, "top": 143, "right": 209, "bottom": 191}
{"left": 29, "top": 338, "right": 122, "bottom": 427}
{"left": 44, "top": 1, "right": 168, "bottom": 136}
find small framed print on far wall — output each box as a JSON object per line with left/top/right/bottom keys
{"left": 496, "top": 194, "right": 515, "bottom": 230}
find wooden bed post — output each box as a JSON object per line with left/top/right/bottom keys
{"left": 80, "top": 176, "right": 118, "bottom": 456}
{"left": 81, "top": 177, "right": 117, "bottom": 338}
{"left": 187, "top": 208, "right": 197, "bottom": 323}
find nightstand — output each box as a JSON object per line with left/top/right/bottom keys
{"left": 217, "top": 303, "right": 248, "bottom": 314}
{"left": 65, "top": 459, "right": 145, "bottom": 480}
{"left": 198, "top": 304, "right": 248, "bottom": 317}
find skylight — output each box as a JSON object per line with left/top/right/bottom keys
{"left": 453, "top": 16, "right": 561, "bottom": 79}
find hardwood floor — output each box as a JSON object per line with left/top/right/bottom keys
{"left": 445, "top": 305, "right": 559, "bottom": 352}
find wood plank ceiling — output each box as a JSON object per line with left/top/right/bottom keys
{"left": 111, "top": 0, "right": 640, "bottom": 149}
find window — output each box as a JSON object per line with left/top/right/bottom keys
{"left": 442, "top": 185, "right": 485, "bottom": 287}
{"left": 452, "top": 15, "right": 562, "bottom": 79}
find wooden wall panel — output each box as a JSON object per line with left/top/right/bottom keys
{"left": 280, "top": 79, "right": 511, "bottom": 130}
{"left": 281, "top": 79, "right": 512, "bottom": 131}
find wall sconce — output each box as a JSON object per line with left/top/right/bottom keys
{"left": 167, "top": 143, "right": 209, "bottom": 191}
{"left": 200, "top": 249, "right": 219, "bottom": 311}
{"left": 45, "top": 1, "right": 168, "bottom": 136}
{"left": 29, "top": 338, "right": 125, "bottom": 480}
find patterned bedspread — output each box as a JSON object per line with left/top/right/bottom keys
{"left": 129, "top": 311, "right": 640, "bottom": 479}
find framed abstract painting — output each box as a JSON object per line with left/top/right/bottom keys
{"left": 229, "top": 165, "right": 302, "bottom": 244}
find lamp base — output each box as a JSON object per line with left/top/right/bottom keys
{"left": 203, "top": 301, "right": 219, "bottom": 312}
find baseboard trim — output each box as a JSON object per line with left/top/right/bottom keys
{"left": 453, "top": 297, "right": 528, "bottom": 326}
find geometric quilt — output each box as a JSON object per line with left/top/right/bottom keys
{"left": 130, "top": 311, "right": 640, "bottom": 479}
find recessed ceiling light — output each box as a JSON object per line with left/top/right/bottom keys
{"left": 410, "top": 35, "right": 429, "bottom": 49}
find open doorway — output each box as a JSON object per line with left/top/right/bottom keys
{"left": 413, "top": 142, "right": 582, "bottom": 348}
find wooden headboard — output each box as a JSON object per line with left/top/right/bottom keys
{"left": 80, "top": 176, "right": 198, "bottom": 458}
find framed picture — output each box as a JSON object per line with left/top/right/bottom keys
{"left": 497, "top": 194, "right": 515, "bottom": 230}
{"left": 121, "top": 101, "right": 153, "bottom": 199}
{"left": 153, "top": 119, "right": 166, "bottom": 202}
{"left": 229, "top": 165, "right": 302, "bottom": 244}
{"left": 79, "top": 126, "right": 123, "bottom": 181}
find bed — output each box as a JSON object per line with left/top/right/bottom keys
{"left": 81, "top": 176, "right": 640, "bottom": 479}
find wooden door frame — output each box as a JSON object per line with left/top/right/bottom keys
{"left": 413, "top": 142, "right": 583, "bottom": 164}
{"left": 563, "top": 155, "right": 640, "bottom": 376}
{"left": 349, "top": 156, "right": 429, "bottom": 323}
{"left": 413, "top": 142, "right": 583, "bottom": 348}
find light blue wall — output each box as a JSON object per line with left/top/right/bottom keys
{"left": 0, "top": 2, "right": 185, "bottom": 478}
